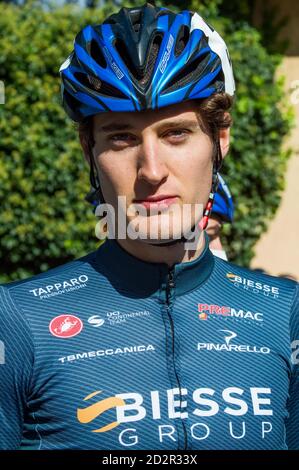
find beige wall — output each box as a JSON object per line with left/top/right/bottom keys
{"left": 251, "top": 57, "right": 299, "bottom": 280}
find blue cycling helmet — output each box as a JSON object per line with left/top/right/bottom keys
{"left": 60, "top": 3, "right": 235, "bottom": 122}
{"left": 212, "top": 174, "right": 234, "bottom": 223}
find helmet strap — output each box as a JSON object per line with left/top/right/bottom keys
{"left": 85, "top": 142, "right": 105, "bottom": 205}
{"left": 198, "top": 167, "right": 219, "bottom": 231}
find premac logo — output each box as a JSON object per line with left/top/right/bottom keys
{"left": 198, "top": 304, "right": 263, "bottom": 322}
{"left": 226, "top": 273, "right": 280, "bottom": 298}
{"left": 29, "top": 275, "right": 89, "bottom": 300}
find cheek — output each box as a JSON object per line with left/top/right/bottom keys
{"left": 95, "top": 153, "right": 135, "bottom": 201}
{"left": 172, "top": 139, "right": 213, "bottom": 192}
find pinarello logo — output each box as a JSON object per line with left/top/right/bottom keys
{"left": 49, "top": 315, "right": 83, "bottom": 338}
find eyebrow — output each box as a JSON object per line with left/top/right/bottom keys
{"left": 98, "top": 119, "right": 200, "bottom": 133}
{"left": 100, "top": 123, "right": 133, "bottom": 132}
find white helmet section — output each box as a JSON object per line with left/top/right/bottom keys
{"left": 59, "top": 52, "right": 74, "bottom": 73}
{"left": 190, "top": 13, "right": 235, "bottom": 96}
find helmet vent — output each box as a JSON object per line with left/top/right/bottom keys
{"left": 89, "top": 39, "right": 107, "bottom": 68}
{"left": 74, "top": 72, "right": 126, "bottom": 99}
{"left": 175, "top": 25, "right": 190, "bottom": 57}
{"left": 164, "top": 52, "right": 210, "bottom": 93}
{"left": 114, "top": 38, "right": 137, "bottom": 77}
{"left": 140, "top": 34, "right": 162, "bottom": 86}
{"left": 88, "top": 75, "right": 102, "bottom": 91}
{"left": 130, "top": 9, "right": 142, "bottom": 33}
{"left": 114, "top": 34, "right": 161, "bottom": 89}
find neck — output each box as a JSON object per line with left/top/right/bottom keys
{"left": 116, "top": 231, "right": 206, "bottom": 267}
{"left": 209, "top": 235, "right": 224, "bottom": 251}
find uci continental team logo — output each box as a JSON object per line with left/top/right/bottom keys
{"left": 77, "top": 391, "right": 125, "bottom": 432}
{"left": 49, "top": 314, "right": 83, "bottom": 338}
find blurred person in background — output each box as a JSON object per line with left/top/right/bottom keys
{"left": 206, "top": 173, "right": 234, "bottom": 260}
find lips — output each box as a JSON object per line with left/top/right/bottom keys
{"left": 134, "top": 195, "right": 178, "bottom": 210}
{"left": 135, "top": 195, "right": 177, "bottom": 203}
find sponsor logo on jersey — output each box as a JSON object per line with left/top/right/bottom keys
{"left": 88, "top": 316, "right": 105, "bottom": 327}
{"left": 58, "top": 344, "right": 155, "bottom": 364}
{"left": 106, "top": 310, "right": 151, "bottom": 325}
{"left": 197, "top": 304, "right": 263, "bottom": 322}
{"left": 105, "top": 310, "right": 151, "bottom": 326}
{"left": 49, "top": 314, "right": 83, "bottom": 339}
{"left": 77, "top": 386, "right": 274, "bottom": 445}
{"left": 197, "top": 330, "right": 270, "bottom": 354}
{"left": 226, "top": 273, "right": 280, "bottom": 298}
{"left": 29, "top": 275, "right": 89, "bottom": 300}
{"left": 87, "top": 311, "right": 150, "bottom": 329}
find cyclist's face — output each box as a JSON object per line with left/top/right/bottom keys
{"left": 91, "top": 101, "right": 230, "bottom": 243}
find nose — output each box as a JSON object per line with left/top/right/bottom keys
{"left": 137, "top": 136, "right": 169, "bottom": 186}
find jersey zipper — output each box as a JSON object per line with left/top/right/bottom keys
{"left": 166, "top": 267, "right": 188, "bottom": 450}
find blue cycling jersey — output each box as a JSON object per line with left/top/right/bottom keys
{"left": 0, "top": 236, "right": 298, "bottom": 450}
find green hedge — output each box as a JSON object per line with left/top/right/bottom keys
{"left": 0, "top": 0, "right": 293, "bottom": 282}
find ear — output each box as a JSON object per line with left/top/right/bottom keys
{"left": 219, "top": 114, "right": 231, "bottom": 159}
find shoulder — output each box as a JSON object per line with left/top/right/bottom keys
{"left": 214, "top": 256, "right": 297, "bottom": 298}
{"left": 0, "top": 250, "right": 99, "bottom": 300}
{"left": 213, "top": 256, "right": 299, "bottom": 330}
{"left": 0, "top": 250, "right": 100, "bottom": 355}
{"left": 1, "top": 250, "right": 97, "bottom": 290}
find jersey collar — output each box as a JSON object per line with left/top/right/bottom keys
{"left": 96, "top": 232, "right": 214, "bottom": 297}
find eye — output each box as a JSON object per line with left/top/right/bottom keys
{"left": 110, "top": 133, "right": 134, "bottom": 141}
{"left": 163, "top": 128, "right": 190, "bottom": 142}
{"left": 108, "top": 133, "right": 137, "bottom": 147}
{"left": 168, "top": 129, "right": 187, "bottom": 136}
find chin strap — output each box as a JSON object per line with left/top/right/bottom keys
{"left": 147, "top": 167, "right": 219, "bottom": 247}
{"left": 85, "top": 141, "right": 105, "bottom": 206}
{"left": 198, "top": 168, "right": 219, "bottom": 231}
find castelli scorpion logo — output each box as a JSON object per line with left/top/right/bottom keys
{"left": 49, "top": 315, "right": 83, "bottom": 338}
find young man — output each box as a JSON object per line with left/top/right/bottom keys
{"left": 0, "top": 4, "right": 298, "bottom": 450}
